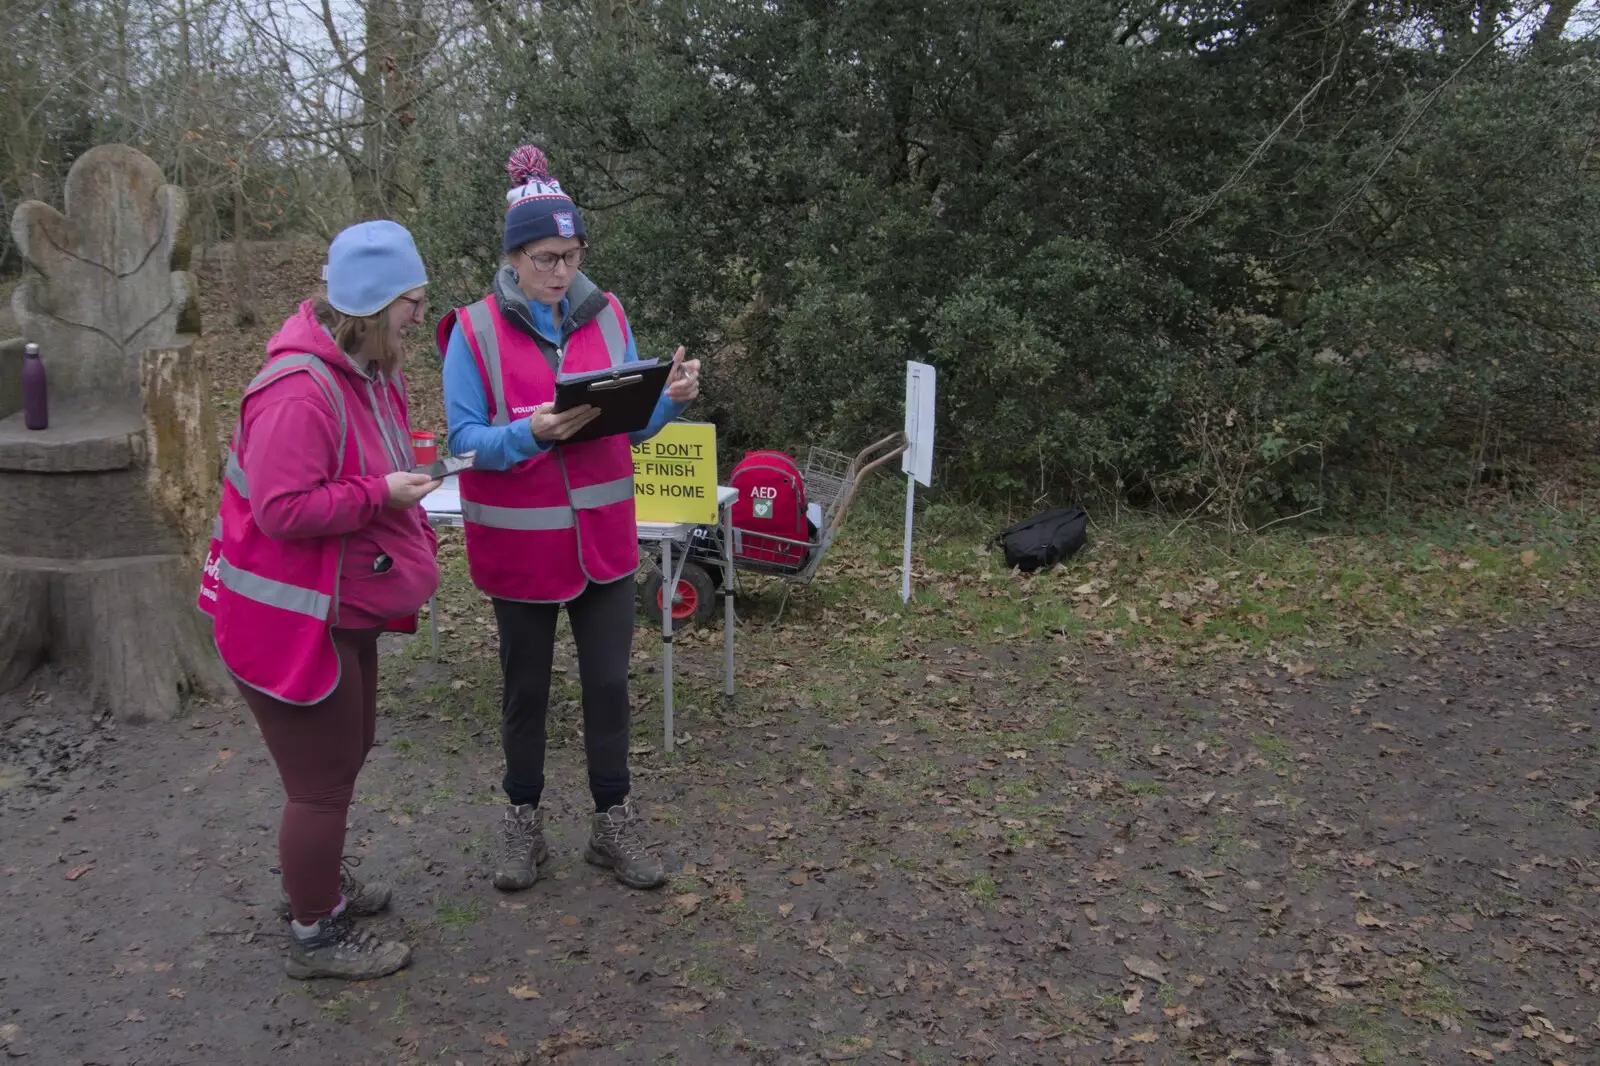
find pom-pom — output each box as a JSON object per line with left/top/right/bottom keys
{"left": 506, "top": 144, "right": 550, "bottom": 187}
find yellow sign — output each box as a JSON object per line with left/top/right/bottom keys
{"left": 632, "top": 421, "right": 719, "bottom": 524}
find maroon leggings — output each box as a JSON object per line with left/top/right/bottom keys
{"left": 237, "top": 627, "right": 380, "bottom": 923}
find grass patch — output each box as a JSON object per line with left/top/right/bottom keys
{"left": 743, "top": 480, "right": 1600, "bottom": 661}
{"left": 436, "top": 896, "right": 485, "bottom": 929}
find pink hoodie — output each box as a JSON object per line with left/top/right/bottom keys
{"left": 236, "top": 301, "right": 439, "bottom": 629}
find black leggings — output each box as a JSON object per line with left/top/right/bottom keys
{"left": 493, "top": 577, "right": 634, "bottom": 812}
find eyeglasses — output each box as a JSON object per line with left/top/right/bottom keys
{"left": 394, "top": 295, "right": 425, "bottom": 322}
{"left": 521, "top": 247, "right": 586, "bottom": 273}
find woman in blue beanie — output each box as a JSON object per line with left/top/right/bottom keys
{"left": 204, "top": 220, "right": 441, "bottom": 979}
{"left": 437, "top": 145, "right": 699, "bottom": 893}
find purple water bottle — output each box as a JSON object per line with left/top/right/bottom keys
{"left": 22, "top": 343, "right": 48, "bottom": 430}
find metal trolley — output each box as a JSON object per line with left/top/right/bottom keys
{"left": 639, "top": 432, "right": 907, "bottom": 626}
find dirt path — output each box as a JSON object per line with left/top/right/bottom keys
{"left": 3, "top": 590, "right": 1597, "bottom": 1065}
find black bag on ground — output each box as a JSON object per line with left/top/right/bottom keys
{"left": 991, "top": 507, "right": 1088, "bottom": 572}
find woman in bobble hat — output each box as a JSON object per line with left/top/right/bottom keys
{"left": 200, "top": 220, "right": 442, "bottom": 979}
{"left": 439, "top": 145, "right": 700, "bottom": 893}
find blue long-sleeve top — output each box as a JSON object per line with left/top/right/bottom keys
{"left": 443, "top": 294, "right": 686, "bottom": 470}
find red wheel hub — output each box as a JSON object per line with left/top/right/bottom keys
{"left": 656, "top": 578, "right": 699, "bottom": 620}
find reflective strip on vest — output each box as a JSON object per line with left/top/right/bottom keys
{"left": 461, "top": 499, "right": 575, "bottom": 531}
{"left": 461, "top": 474, "right": 633, "bottom": 532}
{"left": 593, "top": 301, "right": 627, "bottom": 369}
{"left": 217, "top": 557, "right": 331, "bottom": 618}
{"left": 225, "top": 451, "right": 248, "bottom": 498}
{"left": 569, "top": 474, "right": 634, "bottom": 510}
{"left": 466, "top": 294, "right": 632, "bottom": 428}
{"left": 464, "top": 300, "right": 509, "bottom": 427}
{"left": 248, "top": 354, "right": 351, "bottom": 471}
{"left": 213, "top": 515, "right": 223, "bottom": 540}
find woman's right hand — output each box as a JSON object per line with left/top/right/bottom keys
{"left": 529, "top": 401, "right": 601, "bottom": 442}
{"left": 385, "top": 471, "right": 441, "bottom": 509}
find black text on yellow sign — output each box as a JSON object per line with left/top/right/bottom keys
{"left": 632, "top": 421, "right": 719, "bottom": 524}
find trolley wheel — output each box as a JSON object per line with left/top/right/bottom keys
{"left": 640, "top": 562, "right": 717, "bottom": 629}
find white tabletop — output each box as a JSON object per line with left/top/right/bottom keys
{"left": 421, "top": 474, "right": 462, "bottom": 519}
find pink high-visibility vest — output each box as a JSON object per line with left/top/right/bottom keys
{"left": 198, "top": 354, "right": 389, "bottom": 704}
{"left": 437, "top": 292, "right": 637, "bottom": 602}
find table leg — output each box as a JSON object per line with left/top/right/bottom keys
{"left": 722, "top": 503, "right": 735, "bottom": 697}
{"left": 662, "top": 537, "right": 675, "bottom": 755}
{"left": 429, "top": 594, "right": 440, "bottom": 660}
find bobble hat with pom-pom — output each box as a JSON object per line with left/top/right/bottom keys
{"left": 502, "top": 144, "right": 586, "bottom": 254}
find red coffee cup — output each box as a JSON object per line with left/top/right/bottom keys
{"left": 411, "top": 430, "right": 438, "bottom": 465}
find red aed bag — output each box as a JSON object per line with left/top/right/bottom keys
{"left": 729, "top": 450, "right": 810, "bottom": 569}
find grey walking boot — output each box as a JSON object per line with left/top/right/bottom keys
{"left": 277, "top": 855, "right": 392, "bottom": 921}
{"left": 493, "top": 803, "right": 550, "bottom": 891}
{"left": 285, "top": 910, "right": 410, "bottom": 981}
{"left": 584, "top": 800, "right": 665, "bottom": 889}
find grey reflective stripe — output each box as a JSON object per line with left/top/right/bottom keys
{"left": 569, "top": 474, "right": 634, "bottom": 510}
{"left": 593, "top": 300, "right": 628, "bottom": 368}
{"left": 377, "top": 382, "right": 412, "bottom": 469}
{"left": 464, "top": 300, "right": 510, "bottom": 427}
{"left": 225, "top": 451, "right": 248, "bottom": 498}
{"left": 302, "top": 359, "right": 352, "bottom": 473}
{"left": 217, "top": 557, "right": 331, "bottom": 618}
{"left": 247, "top": 355, "right": 351, "bottom": 472}
{"left": 212, "top": 515, "right": 223, "bottom": 540}
{"left": 365, "top": 381, "right": 408, "bottom": 471}
{"left": 461, "top": 499, "right": 575, "bottom": 531}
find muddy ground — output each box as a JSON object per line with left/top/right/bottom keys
{"left": 2, "top": 587, "right": 1597, "bottom": 1066}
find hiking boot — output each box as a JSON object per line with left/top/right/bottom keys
{"left": 584, "top": 800, "right": 665, "bottom": 889}
{"left": 277, "top": 856, "right": 392, "bottom": 921}
{"left": 493, "top": 803, "right": 550, "bottom": 891}
{"left": 285, "top": 911, "right": 410, "bottom": 981}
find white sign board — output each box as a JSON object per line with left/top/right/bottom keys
{"left": 901, "top": 361, "right": 936, "bottom": 603}
{"left": 902, "top": 361, "right": 936, "bottom": 488}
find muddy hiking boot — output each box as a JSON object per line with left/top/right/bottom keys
{"left": 584, "top": 801, "right": 665, "bottom": 889}
{"left": 285, "top": 910, "right": 410, "bottom": 981}
{"left": 276, "top": 856, "right": 392, "bottom": 921}
{"left": 493, "top": 803, "right": 550, "bottom": 891}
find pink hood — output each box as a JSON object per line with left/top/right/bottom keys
{"left": 240, "top": 301, "right": 439, "bottom": 628}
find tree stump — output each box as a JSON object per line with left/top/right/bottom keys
{"left": 1, "top": 146, "right": 226, "bottom": 722}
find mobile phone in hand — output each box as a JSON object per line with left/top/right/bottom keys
{"left": 412, "top": 451, "right": 476, "bottom": 478}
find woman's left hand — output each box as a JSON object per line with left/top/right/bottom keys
{"left": 665, "top": 346, "right": 700, "bottom": 403}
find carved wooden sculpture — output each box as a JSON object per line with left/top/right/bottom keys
{"left": 0, "top": 145, "right": 227, "bottom": 721}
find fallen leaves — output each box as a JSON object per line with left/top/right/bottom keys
{"left": 64, "top": 863, "right": 93, "bottom": 881}
{"left": 506, "top": 985, "right": 541, "bottom": 1000}
{"left": 1123, "top": 955, "right": 1168, "bottom": 982}
{"left": 671, "top": 893, "right": 702, "bottom": 915}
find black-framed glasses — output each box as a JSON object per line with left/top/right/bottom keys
{"left": 393, "top": 294, "right": 425, "bottom": 321}
{"left": 521, "top": 247, "right": 586, "bottom": 273}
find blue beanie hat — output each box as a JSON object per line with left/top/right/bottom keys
{"left": 322, "top": 220, "right": 428, "bottom": 317}
{"left": 503, "top": 145, "right": 587, "bottom": 254}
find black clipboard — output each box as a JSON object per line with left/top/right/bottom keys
{"left": 552, "top": 360, "right": 671, "bottom": 444}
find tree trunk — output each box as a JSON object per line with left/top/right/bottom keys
{"left": 4, "top": 147, "right": 227, "bottom": 721}
{"left": 0, "top": 355, "right": 228, "bottom": 723}
{"left": 232, "top": 172, "right": 256, "bottom": 327}
{"left": 1535, "top": 0, "right": 1578, "bottom": 49}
